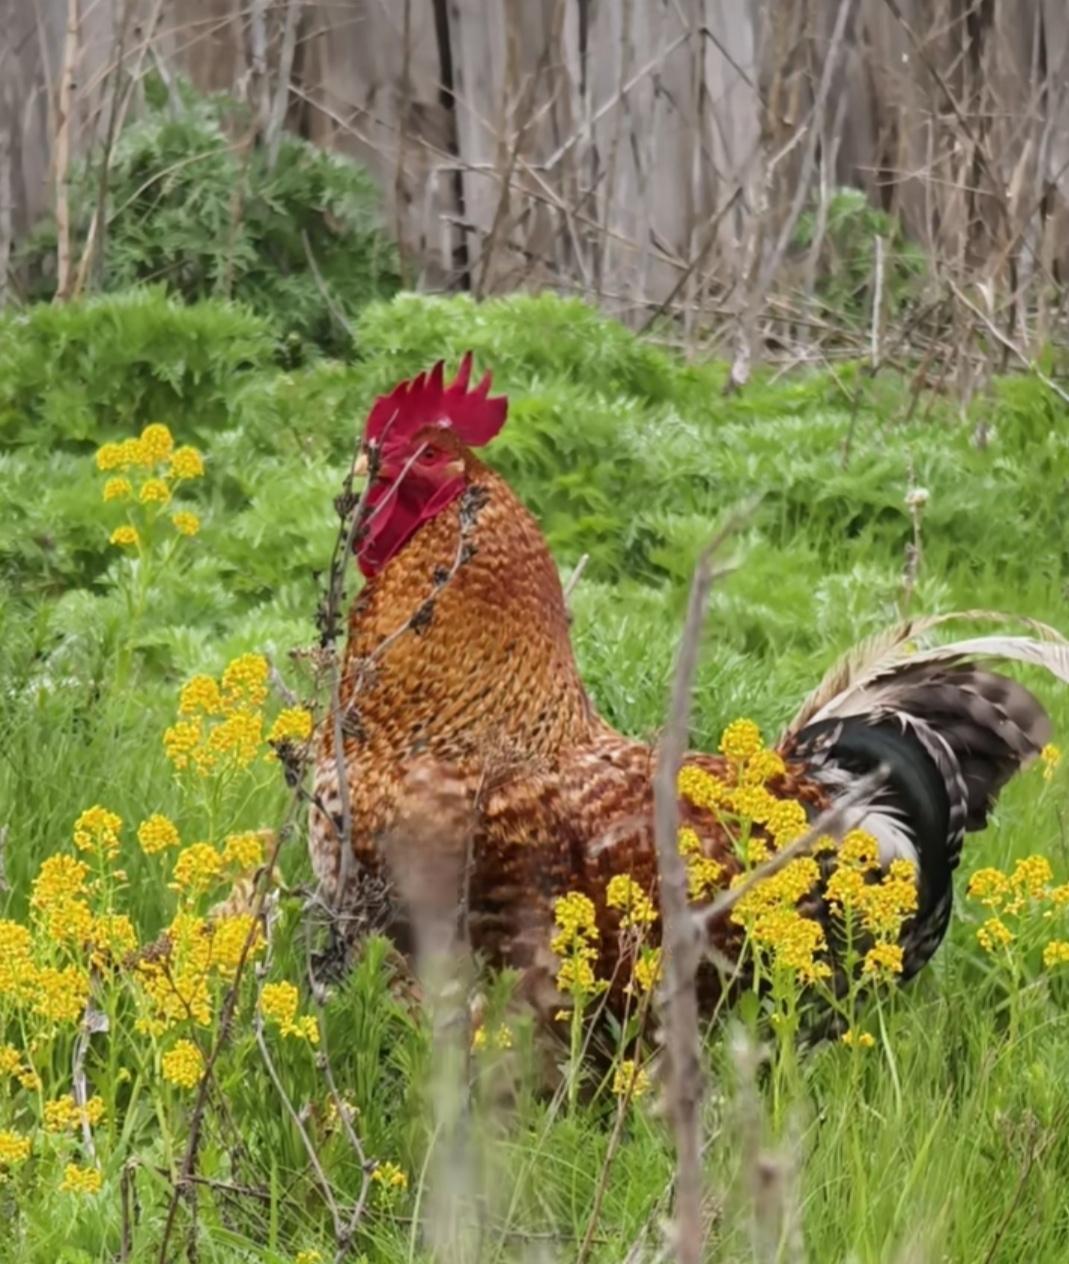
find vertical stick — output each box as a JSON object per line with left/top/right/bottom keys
{"left": 53, "top": 0, "right": 81, "bottom": 302}
{"left": 651, "top": 539, "right": 722, "bottom": 1264}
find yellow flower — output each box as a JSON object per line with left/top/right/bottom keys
{"left": 91, "top": 914, "right": 138, "bottom": 965}
{"left": 109, "top": 525, "right": 139, "bottom": 548}
{"left": 743, "top": 748, "right": 787, "bottom": 785}
{"left": 222, "top": 832, "right": 265, "bottom": 872}
{"left": 172, "top": 843, "right": 224, "bottom": 894}
{"left": 95, "top": 442, "right": 124, "bottom": 471}
{"left": 0, "top": 1130, "right": 31, "bottom": 1167}
{"left": 725, "top": 785, "right": 777, "bottom": 823}
{"left": 774, "top": 913, "right": 831, "bottom": 983}
{"left": 0, "top": 1045, "right": 22, "bottom": 1078}
{"left": 162, "top": 1039, "right": 205, "bottom": 1089}
{"left": 209, "top": 914, "right": 263, "bottom": 978}
{"left": 1041, "top": 743, "right": 1062, "bottom": 782}
{"left": 73, "top": 804, "right": 123, "bottom": 858}
{"left": 171, "top": 511, "right": 200, "bottom": 537}
{"left": 139, "top": 477, "right": 171, "bottom": 505}
{"left": 60, "top": 1163, "right": 102, "bottom": 1194}
{"left": 260, "top": 981, "right": 319, "bottom": 1041}
{"left": 1010, "top": 855, "right": 1053, "bottom": 898}
{"left": 612, "top": 1058, "right": 652, "bottom": 1100}
{"left": 31, "top": 854, "right": 89, "bottom": 910}
{"left": 677, "top": 765, "right": 728, "bottom": 811}
{"left": 840, "top": 1029, "right": 875, "bottom": 1049}
{"left": 138, "top": 814, "right": 181, "bottom": 855}
{"left": 207, "top": 710, "right": 263, "bottom": 768}
{"left": 221, "top": 653, "right": 269, "bottom": 709}
{"left": 839, "top": 829, "right": 880, "bottom": 871}
{"left": 371, "top": 1161, "right": 408, "bottom": 1191}
{"left": 295, "top": 1253, "right": 323, "bottom": 1264}
{"left": 44, "top": 1094, "right": 106, "bottom": 1132}
{"left": 179, "top": 675, "right": 223, "bottom": 717}
{"left": 98, "top": 436, "right": 151, "bottom": 471}
{"left": 34, "top": 964, "right": 91, "bottom": 1024}
{"left": 678, "top": 828, "right": 724, "bottom": 900}
{"left": 472, "top": 1024, "right": 513, "bottom": 1052}
{"left": 140, "top": 423, "right": 174, "bottom": 462}
{"left": 102, "top": 476, "right": 133, "bottom": 502}
{"left": 967, "top": 866, "right": 1010, "bottom": 909}
{"left": 551, "top": 891, "right": 599, "bottom": 954}
{"left": 631, "top": 946, "right": 662, "bottom": 994}
{"left": 0, "top": 920, "right": 37, "bottom": 1001}
{"left": 764, "top": 798, "right": 808, "bottom": 846}
{"left": 164, "top": 719, "right": 201, "bottom": 769}
{"left": 268, "top": 707, "right": 314, "bottom": 745}
{"left": 1043, "top": 940, "right": 1069, "bottom": 968}
{"left": 719, "top": 718, "right": 763, "bottom": 761}
{"left": 862, "top": 943, "right": 904, "bottom": 978}
{"left": 259, "top": 975, "right": 293, "bottom": 1026}
{"left": 169, "top": 445, "right": 205, "bottom": 480}
{"left": 605, "top": 874, "right": 657, "bottom": 928}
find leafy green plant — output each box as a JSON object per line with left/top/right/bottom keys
{"left": 18, "top": 81, "right": 399, "bottom": 355}
{"left": 794, "top": 186, "right": 927, "bottom": 325}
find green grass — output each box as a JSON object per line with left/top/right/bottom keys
{"left": 0, "top": 290, "right": 1068, "bottom": 1262}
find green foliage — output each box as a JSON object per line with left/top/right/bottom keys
{"left": 18, "top": 82, "right": 399, "bottom": 355}
{"left": 794, "top": 186, "right": 928, "bottom": 324}
{"left": 2, "top": 286, "right": 1069, "bottom": 1260}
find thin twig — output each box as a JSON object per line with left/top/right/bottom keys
{"left": 652, "top": 504, "right": 753, "bottom": 1264}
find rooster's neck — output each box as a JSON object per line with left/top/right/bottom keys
{"left": 341, "top": 465, "right": 601, "bottom": 769}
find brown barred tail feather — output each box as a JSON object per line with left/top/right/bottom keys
{"left": 784, "top": 622, "right": 1068, "bottom": 977}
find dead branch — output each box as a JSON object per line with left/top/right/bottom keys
{"left": 652, "top": 505, "right": 753, "bottom": 1264}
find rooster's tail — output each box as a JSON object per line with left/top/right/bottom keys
{"left": 783, "top": 614, "right": 1069, "bottom": 977}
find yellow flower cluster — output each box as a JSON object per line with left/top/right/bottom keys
{"left": 73, "top": 804, "right": 123, "bottom": 859}
{"left": 96, "top": 424, "right": 204, "bottom": 547}
{"left": 632, "top": 946, "right": 663, "bottom": 994}
{"left": 164, "top": 654, "right": 271, "bottom": 775}
{"left": 742, "top": 748, "right": 787, "bottom": 786}
{"left": 0, "top": 920, "right": 37, "bottom": 1002}
{"left": 260, "top": 981, "right": 319, "bottom": 1043}
{"left": 1043, "top": 940, "right": 1069, "bottom": 967}
{"left": 137, "top": 813, "right": 181, "bottom": 855}
{"left": 677, "top": 827, "right": 724, "bottom": 901}
{"left": 171, "top": 843, "right": 224, "bottom": 894}
{"left": 162, "top": 1039, "right": 206, "bottom": 1089}
{"left": 134, "top": 911, "right": 263, "bottom": 1035}
{"left": 372, "top": 1161, "right": 408, "bottom": 1191}
{"left": 43, "top": 1094, "right": 106, "bottom": 1132}
{"left": 840, "top": 1029, "right": 876, "bottom": 1049}
{"left": 719, "top": 718, "right": 763, "bottom": 761}
{"left": 59, "top": 1163, "right": 103, "bottom": 1194}
{"left": 222, "top": 831, "right": 265, "bottom": 871}
{"left": 677, "top": 765, "right": 727, "bottom": 810}
{"left": 1041, "top": 743, "right": 1062, "bottom": 782}
{"left": 268, "top": 707, "right": 314, "bottom": 745}
{"left": 966, "top": 854, "right": 1069, "bottom": 964}
{"left": 471, "top": 1024, "right": 514, "bottom": 1051}
{"left": 171, "top": 511, "right": 200, "bottom": 536}
{"left": 612, "top": 1059, "right": 652, "bottom": 1100}
{"left": 605, "top": 874, "right": 657, "bottom": 928}
{"left": 34, "top": 965, "right": 92, "bottom": 1024}
{"left": 551, "top": 891, "right": 607, "bottom": 1001}
{"left": 0, "top": 1130, "right": 31, "bottom": 1167}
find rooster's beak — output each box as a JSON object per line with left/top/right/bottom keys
{"left": 354, "top": 449, "right": 369, "bottom": 479}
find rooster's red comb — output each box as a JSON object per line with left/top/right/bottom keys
{"left": 364, "top": 352, "right": 507, "bottom": 452}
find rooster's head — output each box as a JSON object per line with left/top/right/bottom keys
{"left": 353, "top": 353, "right": 507, "bottom": 578}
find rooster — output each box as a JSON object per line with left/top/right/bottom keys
{"left": 310, "top": 355, "right": 1067, "bottom": 1018}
